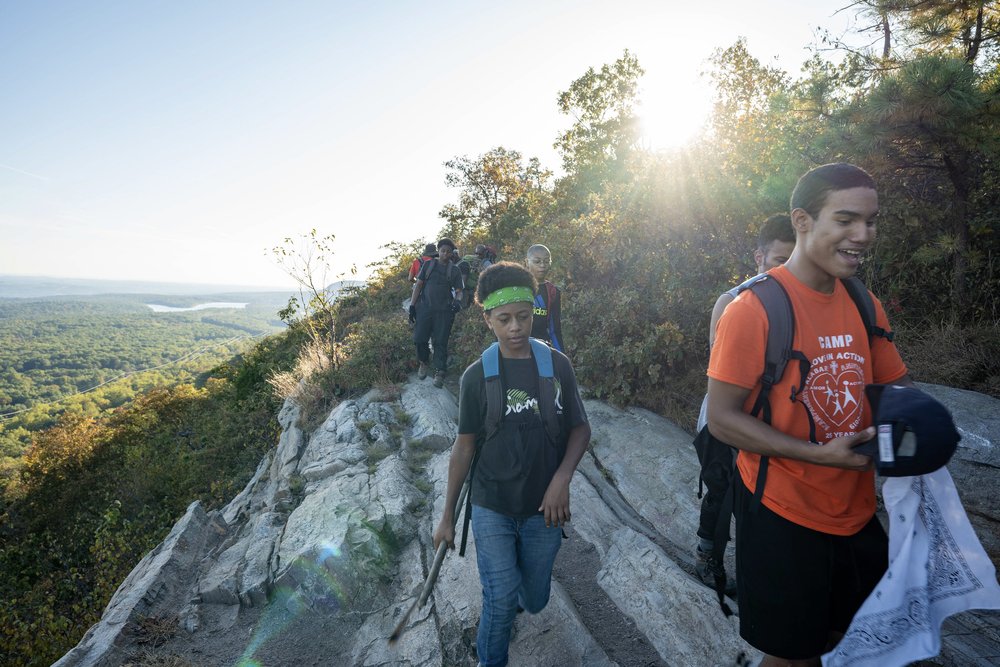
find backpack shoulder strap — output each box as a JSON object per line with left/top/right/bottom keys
{"left": 841, "top": 277, "right": 893, "bottom": 343}
{"left": 482, "top": 342, "right": 503, "bottom": 442}
{"left": 529, "top": 338, "right": 562, "bottom": 447}
{"left": 422, "top": 258, "right": 437, "bottom": 279}
{"left": 743, "top": 275, "right": 795, "bottom": 417}
{"left": 742, "top": 275, "right": 815, "bottom": 503}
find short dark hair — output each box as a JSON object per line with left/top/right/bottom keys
{"left": 790, "top": 163, "right": 876, "bottom": 218}
{"left": 757, "top": 214, "right": 795, "bottom": 251}
{"left": 476, "top": 261, "right": 537, "bottom": 309}
{"left": 437, "top": 237, "right": 456, "bottom": 251}
{"left": 422, "top": 242, "right": 437, "bottom": 255}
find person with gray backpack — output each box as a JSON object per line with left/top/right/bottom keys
{"left": 692, "top": 214, "right": 795, "bottom": 594}
{"left": 707, "top": 163, "right": 914, "bottom": 664}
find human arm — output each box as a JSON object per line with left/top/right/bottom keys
{"left": 450, "top": 267, "right": 464, "bottom": 312}
{"left": 707, "top": 292, "right": 735, "bottom": 348}
{"left": 706, "top": 378, "right": 874, "bottom": 470}
{"left": 433, "top": 433, "right": 477, "bottom": 550}
{"left": 540, "top": 421, "right": 589, "bottom": 527}
{"left": 410, "top": 278, "right": 424, "bottom": 311}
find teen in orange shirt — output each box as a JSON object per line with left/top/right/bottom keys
{"left": 707, "top": 163, "right": 912, "bottom": 666}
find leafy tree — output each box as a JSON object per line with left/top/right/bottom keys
{"left": 830, "top": 53, "right": 1000, "bottom": 319}
{"left": 847, "top": 0, "right": 1000, "bottom": 64}
{"left": 439, "top": 147, "right": 551, "bottom": 249}
{"left": 554, "top": 50, "right": 644, "bottom": 198}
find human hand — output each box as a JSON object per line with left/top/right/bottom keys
{"left": 539, "top": 477, "right": 571, "bottom": 528}
{"left": 432, "top": 518, "right": 455, "bottom": 551}
{"left": 816, "top": 427, "right": 877, "bottom": 470}
{"left": 408, "top": 305, "right": 417, "bottom": 324}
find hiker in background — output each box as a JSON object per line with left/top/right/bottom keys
{"left": 408, "top": 243, "right": 438, "bottom": 283}
{"left": 455, "top": 247, "right": 475, "bottom": 309}
{"left": 409, "top": 238, "right": 464, "bottom": 388}
{"left": 525, "top": 244, "right": 563, "bottom": 353}
{"left": 707, "top": 163, "right": 913, "bottom": 665}
{"left": 692, "top": 214, "right": 795, "bottom": 591}
{"left": 433, "top": 261, "right": 590, "bottom": 667}
{"left": 476, "top": 244, "right": 496, "bottom": 270}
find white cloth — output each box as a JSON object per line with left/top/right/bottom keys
{"left": 697, "top": 393, "right": 709, "bottom": 432}
{"left": 823, "top": 467, "right": 1000, "bottom": 666}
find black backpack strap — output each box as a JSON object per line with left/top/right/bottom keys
{"left": 529, "top": 338, "right": 561, "bottom": 445}
{"left": 841, "top": 277, "right": 893, "bottom": 343}
{"left": 744, "top": 276, "right": 815, "bottom": 503}
{"left": 460, "top": 345, "right": 501, "bottom": 557}
{"left": 458, "top": 458, "right": 477, "bottom": 557}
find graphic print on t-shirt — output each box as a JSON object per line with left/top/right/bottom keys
{"left": 506, "top": 388, "right": 539, "bottom": 416}
{"left": 802, "top": 348, "right": 866, "bottom": 440}
{"left": 504, "top": 379, "right": 564, "bottom": 417}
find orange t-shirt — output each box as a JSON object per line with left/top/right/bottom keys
{"left": 708, "top": 265, "right": 908, "bottom": 535}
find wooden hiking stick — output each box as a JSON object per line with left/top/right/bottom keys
{"left": 388, "top": 479, "right": 470, "bottom": 646}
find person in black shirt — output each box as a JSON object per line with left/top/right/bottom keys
{"left": 433, "top": 262, "right": 590, "bottom": 667}
{"left": 525, "top": 244, "right": 563, "bottom": 352}
{"left": 409, "top": 238, "right": 465, "bottom": 387}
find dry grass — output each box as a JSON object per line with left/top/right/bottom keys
{"left": 268, "top": 339, "right": 343, "bottom": 430}
{"left": 895, "top": 321, "right": 1000, "bottom": 397}
{"left": 130, "top": 614, "right": 178, "bottom": 648}
{"left": 122, "top": 651, "right": 201, "bottom": 667}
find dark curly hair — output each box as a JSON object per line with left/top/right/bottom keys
{"left": 476, "top": 261, "right": 537, "bottom": 310}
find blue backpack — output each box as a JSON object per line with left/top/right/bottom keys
{"left": 458, "top": 338, "right": 562, "bottom": 555}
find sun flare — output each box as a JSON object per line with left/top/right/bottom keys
{"left": 636, "top": 71, "right": 714, "bottom": 151}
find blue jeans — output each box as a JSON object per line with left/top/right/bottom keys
{"left": 471, "top": 504, "right": 563, "bottom": 667}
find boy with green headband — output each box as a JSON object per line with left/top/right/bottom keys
{"left": 433, "top": 261, "right": 590, "bottom": 667}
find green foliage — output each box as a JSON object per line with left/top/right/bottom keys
{"left": 439, "top": 148, "right": 552, "bottom": 247}
{"left": 0, "top": 295, "right": 287, "bottom": 465}
{"left": 555, "top": 50, "right": 644, "bottom": 189}
{"left": 7, "top": 23, "right": 1000, "bottom": 664}
{"left": 0, "top": 328, "right": 290, "bottom": 665}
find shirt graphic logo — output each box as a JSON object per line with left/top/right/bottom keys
{"left": 802, "top": 352, "right": 866, "bottom": 439}
{"left": 506, "top": 388, "right": 540, "bottom": 416}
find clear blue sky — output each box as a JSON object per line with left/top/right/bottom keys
{"left": 0, "top": 0, "right": 864, "bottom": 288}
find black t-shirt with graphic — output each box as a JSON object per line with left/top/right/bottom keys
{"left": 417, "top": 259, "right": 464, "bottom": 311}
{"left": 458, "top": 348, "right": 587, "bottom": 517}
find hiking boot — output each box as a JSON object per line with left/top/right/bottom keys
{"left": 695, "top": 546, "right": 737, "bottom": 597}
{"left": 418, "top": 362, "right": 428, "bottom": 380}
{"left": 433, "top": 371, "right": 445, "bottom": 388}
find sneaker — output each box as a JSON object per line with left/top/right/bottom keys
{"left": 418, "top": 362, "right": 428, "bottom": 380}
{"left": 433, "top": 371, "right": 445, "bottom": 388}
{"left": 695, "top": 546, "right": 737, "bottom": 597}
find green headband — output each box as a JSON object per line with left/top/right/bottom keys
{"left": 482, "top": 286, "right": 534, "bottom": 311}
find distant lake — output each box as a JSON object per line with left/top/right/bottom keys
{"left": 147, "top": 302, "right": 248, "bottom": 312}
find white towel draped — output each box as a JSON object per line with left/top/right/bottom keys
{"left": 823, "top": 467, "right": 1000, "bottom": 666}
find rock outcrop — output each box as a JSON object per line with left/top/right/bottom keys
{"left": 55, "top": 381, "right": 1000, "bottom": 666}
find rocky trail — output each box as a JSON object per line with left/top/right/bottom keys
{"left": 55, "top": 378, "right": 1000, "bottom": 666}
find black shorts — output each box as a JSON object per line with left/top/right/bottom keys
{"left": 734, "top": 478, "right": 888, "bottom": 660}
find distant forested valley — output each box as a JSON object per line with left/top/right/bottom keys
{"left": 0, "top": 292, "right": 291, "bottom": 474}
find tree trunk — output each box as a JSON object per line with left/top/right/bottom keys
{"left": 943, "top": 154, "right": 971, "bottom": 321}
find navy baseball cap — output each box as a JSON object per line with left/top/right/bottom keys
{"left": 854, "top": 384, "right": 960, "bottom": 477}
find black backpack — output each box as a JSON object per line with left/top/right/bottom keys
{"left": 706, "top": 274, "right": 893, "bottom": 615}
